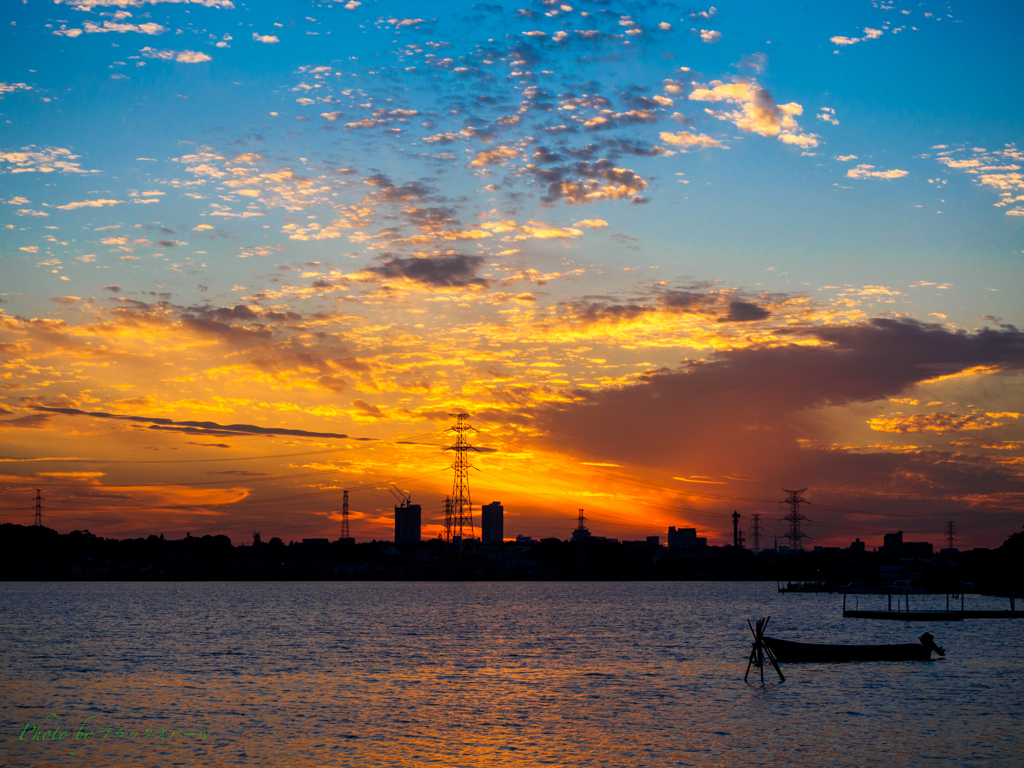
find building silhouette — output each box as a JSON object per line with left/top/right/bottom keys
{"left": 668, "top": 526, "right": 707, "bottom": 550}
{"left": 481, "top": 501, "right": 504, "bottom": 544}
{"left": 394, "top": 501, "right": 421, "bottom": 543}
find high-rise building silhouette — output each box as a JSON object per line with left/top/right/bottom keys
{"left": 394, "top": 500, "right": 421, "bottom": 543}
{"left": 481, "top": 501, "right": 504, "bottom": 544}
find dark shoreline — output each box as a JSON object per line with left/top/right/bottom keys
{"left": 2, "top": 522, "right": 1021, "bottom": 595}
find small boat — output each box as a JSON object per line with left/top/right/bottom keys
{"left": 763, "top": 632, "right": 945, "bottom": 663}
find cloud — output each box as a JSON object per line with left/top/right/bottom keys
{"left": 0, "top": 413, "right": 54, "bottom": 429}
{"left": 0, "top": 83, "right": 32, "bottom": 96}
{"left": 700, "top": 29, "right": 722, "bottom": 43}
{"left": 867, "top": 412, "right": 1015, "bottom": 434}
{"left": 31, "top": 406, "right": 368, "bottom": 441}
{"left": 658, "top": 131, "right": 725, "bottom": 150}
{"left": 469, "top": 146, "right": 520, "bottom": 167}
{"left": 935, "top": 144, "right": 1024, "bottom": 217}
{"left": 140, "top": 47, "right": 212, "bottom": 62}
{"left": 82, "top": 21, "right": 167, "bottom": 35}
{"left": 689, "top": 78, "right": 818, "bottom": 148}
{"left": 55, "top": 0, "right": 234, "bottom": 7}
{"left": 176, "top": 50, "right": 213, "bottom": 63}
{"left": 364, "top": 253, "right": 490, "bottom": 288}
{"left": 817, "top": 107, "right": 839, "bottom": 126}
{"left": 529, "top": 319, "right": 1024, "bottom": 508}
{"left": 718, "top": 300, "right": 771, "bottom": 323}
{"left": 0, "top": 147, "right": 96, "bottom": 174}
{"left": 831, "top": 28, "right": 884, "bottom": 47}
{"left": 572, "top": 219, "right": 608, "bottom": 229}
{"left": 846, "top": 164, "right": 909, "bottom": 180}
{"left": 55, "top": 199, "right": 123, "bottom": 210}
{"left": 253, "top": 33, "right": 280, "bottom": 44}
{"left": 529, "top": 159, "right": 648, "bottom": 205}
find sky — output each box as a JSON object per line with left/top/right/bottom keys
{"left": 1, "top": 0, "right": 1022, "bottom": 549}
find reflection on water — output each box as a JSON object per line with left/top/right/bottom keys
{"left": 0, "top": 582, "right": 1020, "bottom": 766}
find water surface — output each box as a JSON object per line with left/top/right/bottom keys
{"left": 1, "top": 582, "right": 1020, "bottom": 766}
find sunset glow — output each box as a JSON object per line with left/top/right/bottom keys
{"left": 1, "top": 0, "right": 1022, "bottom": 548}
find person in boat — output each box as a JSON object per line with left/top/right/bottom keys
{"left": 920, "top": 632, "right": 945, "bottom": 657}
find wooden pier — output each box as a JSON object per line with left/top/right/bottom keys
{"left": 843, "top": 609, "right": 1023, "bottom": 621}
{"left": 842, "top": 591, "right": 1021, "bottom": 621}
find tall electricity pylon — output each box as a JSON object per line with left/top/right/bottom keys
{"left": 341, "top": 490, "right": 350, "bottom": 540}
{"left": 944, "top": 521, "right": 956, "bottom": 551}
{"left": 33, "top": 489, "right": 43, "bottom": 527}
{"left": 780, "top": 488, "right": 810, "bottom": 551}
{"left": 749, "top": 513, "right": 762, "bottom": 554}
{"left": 445, "top": 413, "right": 479, "bottom": 542}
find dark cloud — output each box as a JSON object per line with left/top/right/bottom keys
{"left": 529, "top": 158, "right": 648, "bottom": 205}
{"left": 530, "top": 319, "right": 1024, "bottom": 498}
{"left": 402, "top": 206, "right": 460, "bottom": 231}
{"left": 366, "top": 253, "right": 490, "bottom": 288}
{"left": 31, "top": 406, "right": 374, "bottom": 441}
{"left": 374, "top": 179, "right": 434, "bottom": 204}
{"left": 0, "top": 413, "right": 54, "bottom": 429}
{"left": 719, "top": 300, "right": 771, "bottom": 322}
{"left": 208, "top": 470, "right": 273, "bottom": 476}
{"left": 103, "top": 285, "right": 121, "bottom": 293}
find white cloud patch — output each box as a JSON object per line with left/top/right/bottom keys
{"left": 688, "top": 78, "right": 819, "bottom": 148}
{"left": 846, "top": 164, "right": 909, "bottom": 179}
{"left": 659, "top": 130, "right": 726, "bottom": 150}
{"left": 55, "top": 0, "right": 234, "bottom": 8}
{"left": 253, "top": 33, "right": 280, "bottom": 44}
{"left": 0, "top": 147, "right": 97, "bottom": 174}
{"left": 699, "top": 29, "right": 721, "bottom": 43}
{"left": 817, "top": 107, "right": 839, "bottom": 126}
{"left": 0, "top": 83, "right": 33, "bottom": 96}
{"left": 55, "top": 199, "right": 123, "bottom": 210}
{"left": 831, "top": 27, "right": 883, "bottom": 48}
{"left": 469, "top": 146, "right": 520, "bottom": 167}
{"left": 82, "top": 21, "right": 167, "bottom": 34}
{"left": 936, "top": 144, "right": 1024, "bottom": 217}
{"left": 140, "top": 47, "right": 212, "bottom": 62}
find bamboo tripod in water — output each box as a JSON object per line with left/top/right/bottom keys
{"left": 745, "top": 617, "right": 785, "bottom": 683}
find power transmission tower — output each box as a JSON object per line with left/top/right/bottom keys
{"left": 732, "top": 511, "right": 741, "bottom": 548}
{"left": 573, "top": 508, "right": 589, "bottom": 538}
{"left": 750, "top": 513, "right": 762, "bottom": 554}
{"left": 33, "top": 489, "right": 43, "bottom": 527}
{"left": 445, "top": 413, "right": 479, "bottom": 543}
{"left": 944, "top": 521, "right": 956, "bottom": 551}
{"left": 341, "top": 490, "right": 350, "bottom": 540}
{"left": 574, "top": 508, "right": 589, "bottom": 565}
{"left": 443, "top": 496, "right": 454, "bottom": 542}
{"left": 780, "top": 488, "right": 811, "bottom": 550}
